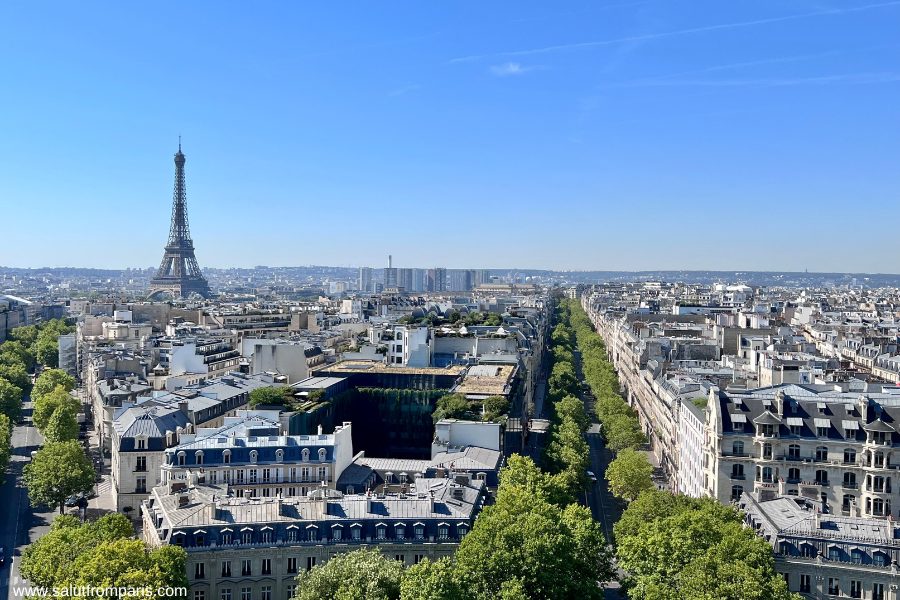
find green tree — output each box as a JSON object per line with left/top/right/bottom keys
{"left": 23, "top": 440, "right": 95, "bottom": 513}
{"left": 432, "top": 393, "right": 473, "bottom": 423}
{"left": 44, "top": 401, "right": 79, "bottom": 443}
{"left": 554, "top": 395, "right": 589, "bottom": 432}
{"left": 248, "top": 385, "right": 290, "bottom": 407}
{"left": 35, "top": 335, "right": 60, "bottom": 368}
{"left": 399, "top": 558, "right": 463, "bottom": 600}
{"left": 10, "top": 324, "right": 41, "bottom": 348}
{"left": 32, "top": 368, "right": 76, "bottom": 404}
{"left": 33, "top": 384, "right": 79, "bottom": 433}
{"left": 0, "top": 340, "right": 35, "bottom": 371}
{"left": 292, "top": 548, "right": 403, "bottom": 600}
{"left": 603, "top": 413, "right": 646, "bottom": 452}
{"left": 453, "top": 481, "right": 614, "bottom": 599}
{"left": 605, "top": 448, "right": 654, "bottom": 502}
{"left": 483, "top": 395, "right": 510, "bottom": 421}
{"left": 0, "top": 377, "right": 23, "bottom": 423}
{"left": 0, "top": 361, "right": 31, "bottom": 391}
{"left": 0, "top": 414, "right": 11, "bottom": 485}
{"left": 20, "top": 513, "right": 185, "bottom": 592}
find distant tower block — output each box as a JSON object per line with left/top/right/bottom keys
{"left": 148, "top": 142, "right": 212, "bottom": 299}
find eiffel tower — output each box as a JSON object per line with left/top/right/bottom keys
{"left": 148, "top": 142, "right": 212, "bottom": 299}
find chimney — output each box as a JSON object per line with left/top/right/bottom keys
{"left": 178, "top": 400, "right": 189, "bottom": 415}
{"left": 320, "top": 481, "right": 328, "bottom": 514}
{"left": 317, "top": 424, "right": 323, "bottom": 436}
{"left": 429, "top": 490, "right": 435, "bottom": 512}
{"left": 366, "top": 489, "right": 374, "bottom": 513}
{"left": 775, "top": 390, "right": 785, "bottom": 417}
{"left": 777, "top": 478, "right": 785, "bottom": 496}
{"left": 276, "top": 492, "right": 283, "bottom": 516}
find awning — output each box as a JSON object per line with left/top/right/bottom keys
{"left": 814, "top": 418, "right": 830, "bottom": 428}
{"left": 786, "top": 417, "right": 804, "bottom": 426}
{"left": 842, "top": 420, "right": 860, "bottom": 430}
{"left": 730, "top": 413, "right": 747, "bottom": 423}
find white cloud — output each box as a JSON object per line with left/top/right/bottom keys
{"left": 489, "top": 62, "right": 536, "bottom": 77}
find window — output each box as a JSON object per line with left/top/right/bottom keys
{"left": 844, "top": 448, "right": 856, "bottom": 463}
{"left": 875, "top": 451, "right": 885, "bottom": 468}
{"left": 850, "top": 580, "right": 862, "bottom": 599}
{"left": 333, "top": 527, "right": 342, "bottom": 541}
{"left": 762, "top": 467, "right": 774, "bottom": 483}
{"left": 873, "top": 498, "right": 886, "bottom": 516}
{"left": 731, "top": 485, "right": 743, "bottom": 501}
{"left": 815, "top": 446, "right": 828, "bottom": 461}
{"left": 249, "top": 469, "right": 258, "bottom": 484}
{"left": 801, "top": 544, "right": 817, "bottom": 559}
{"left": 731, "top": 464, "right": 744, "bottom": 479}
{"left": 287, "top": 557, "right": 298, "bottom": 574}
{"left": 438, "top": 525, "right": 449, "bottom": 540}
{"left": 302, "top": 448, "right": 310, "bottom": 462}
{"left": 287, "top": 528, "right": 298, "bottom": 543}
{"left": 196, "top": 451, "right": 204, "bottom": 465}
{"left": 275, "top": 449, "right": 284, "bottom": 463}
{"left": 352, "top": 526, "right": 361, "bottom": 540}
{"left": 376, "top": 526, "right": 386, "bottom": 540}
{"left": 241, "top": 559, "right": 252, "bottom": 576}
{"left": 762, "top": 443, "right": 773, "bottom": 460}
{"left": 260, "top": 588, "right": 271, "bottom": 600}
{"left": 828, "top": 577, "right": 840, "bottom": 596}
{"left": 301, "top": 467, "right": 310, "bottom": 481}
{"left": 235, "top": 470, "right": 244, "bottom": 484}
{"left": 261, "top": 530, "right": 272, "bottom": 544}
{"left": 223, "top": 450, "right": 231, "bottom": 464}
{"left": 414, "top": 554, "right": 425, "bottom": 564}
{"left": 242, "top": 530, "right": 252, "bottom": 545}
{"left": 874, "top": 583, "right": 885, "bottom": 600}
{"left": 261, "top": 559, "right": 271, "bottom": 575}
{"left": 135, "top": 477, "right": 146, "bottom": 493}
{"left": 318, "top": 448, "right": 327, "bottom": 461}
{"left": 458, "top": 524, "right": 468, "bottom": 537}
{"left": 318, "top": 466, "right": 327, "bottom": 480}
{"left": 843, "top": 472, "right": 857, "bottom": 489}
{"left": 263, "top": 468, "right": 271, "bottom": 483}
{"left": 220, "top": 590, "right": 232, "bottom": 600}
{"left": 395, "top": 554, "right": 405, "bottom": 563}
{"left": 800, "top": 574, "right": 811, "bottom": 593}
{"left": 136, "top": 456, "right": 147, "bottom": 472}
{"left": 249, "top": 450, "right": 258, "bottom": 464}
{"left": 817, "top": 425, "right": 829, "bottom": 438}
{"left": 788, "top": 444, "right": 801, "bottom": 459}
{"left": 221, "top": 560, "right": 232, "bottom": 577}
{"left": 285, "top": 586, "right": 295, "bottom": 600}
{"left": 850, "top": 549, "right": 865, "bottom": 564}
{"left": 828, "top": 547, "right": 842, "bottom": 562}
{"left": 396, "top": 526, "right": 405, "bottom": 540}
{"left": 307, "top": 557, "right": 316, "bottom": 571}
{"left": 194, "top": 592, "right": 205, "bottom": 600}
{"left": 815, "top": 470, "right": 828, "bottom": 485}
{"left": 787, "top": 468, "right": 800, "bottom": 482}
{"left": 178, "top": 452, "right": 186, "bottom": 466}
{"left": 195, "top": 533, "right": 205, "bottom": 547}
{"left": 307, "top": 527, "right": 318, "bottom": 542}
{"left": 194, "top": 562, "right": 205, "bottom": 579}
{"left": 137, "top": 438, "right": 146, "bottom": 450}
{"left": 240, "top": 588, "right": 251, "bottom": 600}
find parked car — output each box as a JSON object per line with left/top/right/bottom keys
{"left": 0, "top": 546, "right": 5, "bottom": 567}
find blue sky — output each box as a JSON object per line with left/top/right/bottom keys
{"left": 1, "top": 1, "right": 898, "bottom": 272}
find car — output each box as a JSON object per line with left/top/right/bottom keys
{"left": 0, "top": 546, "right": 5, "bottom": 567}
{"left": 586, "top": 470, "right": 597, "bottom": 481}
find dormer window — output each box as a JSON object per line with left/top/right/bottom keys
{"left": 137, "top": 437, "right": 146, "bottom": 450}
{"left": 302, "top": 448, "right": 310, "bottom": 462}
{"left": 195, "top": 451, "right": 204, "bottom": 465}
{"left": 249, "top": 450, "right": 258, "bottom": 464}
{"left": 318, "top": 448, "right": 327, "bottom": 461}
{"left": 177, "top": 452, "right": 186, "bottom": 466}
{"left": 223, "top": 450, "right": 231, "bottom": 464}
{"left": 275, "top": 449, "right": 284, "bottom": 463}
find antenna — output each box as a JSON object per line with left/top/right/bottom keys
{"left": 178, "top": 135, "right": 182, "bottom": 152}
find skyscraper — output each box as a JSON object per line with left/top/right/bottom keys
{"left": 148, "top": 143, "right": 211, "bottom": 299}
{"left": 358, "top": 267, "right": 373, "bottom": 293}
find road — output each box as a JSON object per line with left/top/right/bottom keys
{"left": 0, "top": 400, "right": 55, "bottom": 600}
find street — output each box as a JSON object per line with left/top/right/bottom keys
{"left": 0, "top": 400, "right": 55, "bottom": 600}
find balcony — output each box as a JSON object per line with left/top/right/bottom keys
{"left": 730, "top": 474, "right": 746, "bottom": 480}
{"left": 841, "top": 482, "right": 859, "bottom": 490}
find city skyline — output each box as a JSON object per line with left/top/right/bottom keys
{"left": 2, "top": 1, "right": 899, "bottom": 272}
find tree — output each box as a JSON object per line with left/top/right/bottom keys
{"left": 33, "top": 384, "right": 79, "bottom": 433}
{"left": 248, "top": 386, "right": 290, "bottom": 407}
{"left": 20, "top": 513, "right": 186, "bottom": 592}
{"left": 0, "top": 361, "right": 31, "bottom": 391}
{"left": 44, "top": 402, "right": 79, "bottom": 443}
{"left": 614, "top": 493, "right": 795, "bottom": 600}
{"left": 292, "top": 548, "right": 403, "bottom": 600}
{"left": 483, "top": 395, "right": 509, "bottom": 421}
{"left": 10, "top": 324, "right": 40, "bottom": 348}
{"left": 24, "top": 441, "right": 95, "bottom": 513}
{"left": 0, "top": 377, "right": 23, "bottom": 423}
{"left": 35, "top": 335, "right": 60, "bottom": 368}
{"left": 605, "top": 449, "right": 654, "bottom": 502}
{"left": 0, "top": 340, "right": 35, "bottom": 371}
{"left": 554, "top": 395, "right": 589, "bottom": 432}
{"left": 32, "top": 368, "right": 76, "bottom": 404}
{"left": 399, "top": 558, "right": 463, "bottom": 600}
{"left": 0, "top": 414, "right": 11, "bottom": 485}
{"left": 603, "top": 413, "right": 646, "bottom": 452}
{"left": 453, "top": 480, "right": 614, "bottom": 599}
{"left": 432, "top": 393, "right": 473, "bottom": 423}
